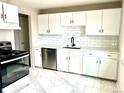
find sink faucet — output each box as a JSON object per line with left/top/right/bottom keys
{"left": 71, "top": 37, "right": 75, "bottom": 47}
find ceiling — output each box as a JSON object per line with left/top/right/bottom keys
{"left": 8, "top": 0, "right": 121, "bottom": 10}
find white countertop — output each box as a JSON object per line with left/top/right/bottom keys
{"left": 33, "top": 44, "right": 119, "bottom": 53}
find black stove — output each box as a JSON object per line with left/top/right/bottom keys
{"left": 0, "top": 41, "right": 28, "bottom": 62}
{"left": 0, "top": 50, "right": 28, "bottom": 62}
{"left": 0, "top": 41, "right": 30, "bottom": 93}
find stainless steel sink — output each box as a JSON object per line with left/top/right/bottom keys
{"left": 63, "top": 47, "right": 81, "bottom": 49}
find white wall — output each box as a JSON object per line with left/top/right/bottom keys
{"left": 0, "top": 30, "right": 15, "bottom": 49}
{"left": 117, "top": 0, "right": 124, "bottom": 92}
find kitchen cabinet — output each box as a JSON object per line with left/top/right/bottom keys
{"left": 86, "top": 8, "right": 121, "bottom": 35}
{"left": 0, "top": 2, "right": 19, "bottom": 29}
{"left": 60, "top": 11, "right": 86, "bottom": 26}
{"left": 57, "top": 49, "right": 82, "bottom": 74}
{"left": 38, "top": 13, "right": 62, "bottom": 35}
{"left": 57, "top": 49, "right": 68, "bottom": 72}
{"left": 34, "top": 48, "right": 42, "bottom": 67}
{"left": 83, "top": 56, "right": 99, "bottom": 76}
{"left": 69, "top": 51, "right": 82, "bottom": 74}
{"left": 99, "top": 58, "right": 117, "bottom": 79}
{"left": 0, "top": 2, "right": 3, "bottom": 23}
{"left": 82, "top": 51, "right": 118, "bottom": 80}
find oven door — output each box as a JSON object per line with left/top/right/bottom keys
{"left": 1, "top": 54, "right": 29, "bottom": 88}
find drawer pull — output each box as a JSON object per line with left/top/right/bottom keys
{"left": 89, "top": 53, "right": 92, "bottom": 55}
{"left": 107, "top": 55, "right": 112, "bottom": 57}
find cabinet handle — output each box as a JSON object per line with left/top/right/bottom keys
{"left": 1, "top": 14, "right": 3, "bottom": 19}
{"left": 69, "top": 56, "right": 70, "bottom": 60}
{"left": 66, "top": 57, "right": 68, "bottom": 60}
{"left": 96, "top": 60, "right": 98, "bottom": 64}
{"left": 99, "top": 60, "right": 101, "bottom": 64}
{"left": 4, "top": 14, "right": 7, "bottom": 19}
{"left": 89, "top": 53, "right": 92, "bottom": 55}
{"left": 72, "top": 20, "right": 74, "bottom": 23}
{"left": 47, "top": 29, "right": 50, "bottom": 33}
{"left": 101, "top": 29, "right": 104, "bottom": 33}
{"left": 99, "top": 29, "right": 101, "bottom": 33}
{"left": 107, "top": 55, "right": 112, "bottom": 57}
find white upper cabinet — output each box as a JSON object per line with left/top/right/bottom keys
{"left": 49, "top": 14, "right": 61, "bottom": 34}
{"left": 60, "top": 11, "right": 86, "bottom": 26}
{"left": 60, "top": 12, "right": 72, "bottom": 26}
{"left": 86, "top": 10, "right": 102, "bottom": 35}
{"left": 102, "top": 8, "right": 121, "bottom": 35}
{"left": 0, "top": 2, "right": 19, "bottom": 29}
{"left": 0, "top": 2, "right": 3, "bottom": 23}
{"left": 38, "top": 13, "right": 62, "bottom": 35}
{"left": 86, "top": 8, "right": 121, "bottom": 35}
{"left": 3, "top": 3, "right": 19, "bottom": 24}
{"left": 73, "top": 12, "right": 86, "bottom": 26}
{"left": 38, "top": 14, "right": 49, "bottom": 34}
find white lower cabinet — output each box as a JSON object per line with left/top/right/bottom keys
{"left": 57, "top": 49, "right": 82, "bottom": 74}
{"left": 98, "top": 58, "right": 117, "bottom": 80}
{"left": 69, "top": 51, "right": 82, "bottom": 74}
{"left": 34, "top": 48, "right": 42, "bottom": 67}
{"left": 82, "top": 52, "right": 118, "bottom": 80}
{"left": 57, "top": 49, "right": 68, "bottom": 72}
{"left": 83, "top": 56, "right": 99, "bottom": 77}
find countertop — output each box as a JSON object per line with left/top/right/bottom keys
{"left": 33, "top": 44, "right": 119, "bottom": 54}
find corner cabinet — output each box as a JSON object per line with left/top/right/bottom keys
{"left": 82, "top": 51, "right": 118, "bottom": 80}
{"left": 60, "top": 11, "right": 86, "bottom": 26}
{"left": 38, "top": 13, "right": 62, "bottom": 35}
{"left": 86, "top": 8, "right": 121, "bottom": 35}
{"left": 34, "top": 48, "right": 42, "bottom": 67}
{"left": 0, "top": 2, "right": 20, "bottom": 29}
{"left": 57, "top": 49, "right": 83, "bottom": 74}
{"left": 0, "top": 2, "right": 3, "bottom": 23}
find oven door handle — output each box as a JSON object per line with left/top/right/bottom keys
{"left": 1, "top": 54, "right": 29, "bottom": 64}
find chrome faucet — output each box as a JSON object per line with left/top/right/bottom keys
{"left": 71, "top": 37, "right": 75, "bottom": 47}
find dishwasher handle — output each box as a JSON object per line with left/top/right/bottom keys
{"left": 43, "top": 49, "right": 56, "bottom": 53}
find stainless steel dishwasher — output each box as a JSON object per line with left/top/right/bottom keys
{"left": 42, "top": 48, "right": 57, "bottom": 70}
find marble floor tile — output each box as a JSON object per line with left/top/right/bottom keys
{"left": 18, "top": 68, "right": 118, "bottom": 93}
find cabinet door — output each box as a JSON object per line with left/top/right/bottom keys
{"left": 60, "top": 13, "right": 72, "bottom": 26}
{"left": 34, "top": 49, "right": 42, "bottom": 67}
{"left": 102, "top": 8, "right": 121, "bottom": 35}
{"left": 99, "top": 58, "right": 117, "bottom": 80}
{"left": 73, "top": 11, "right": 86, "bottom": 26}
{"left": 38, "top": 14, "right": 49, "bottom": 34}
{"left": 86, "top": 10, "right": 102, "bottom": 35}
{"left": 83, "top": 56, "right": 99, "bottom": 77}
{"left": 57, "top": 49, "right": 69, "bottom": 72}
{"left": 0, "top": 2, "right": 3, "bottom": 23}
{"left": 3, "top": 3, "right": 19, "bottom": 24}
{"left": 69, "top": 51, "right": 82, "bottom": 74}
{"left": 49, "top": 14, "right": 62, "bottom": 34}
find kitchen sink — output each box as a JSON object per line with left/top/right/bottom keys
{"left": 63, "top": 47, "right": 81, "bottom": 49}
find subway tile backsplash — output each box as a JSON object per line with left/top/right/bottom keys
{"left": 36, "top": 26, "right": 119, "bottom": 49}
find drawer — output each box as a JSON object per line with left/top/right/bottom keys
{"left": 100, "top": 53, "right": 118, "bottom": 59}
{"left": 69, "top": 50, "right": 82, "bottom": 55}
{"left": 83, "top": 52, "right": 100, "bottom": 57}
